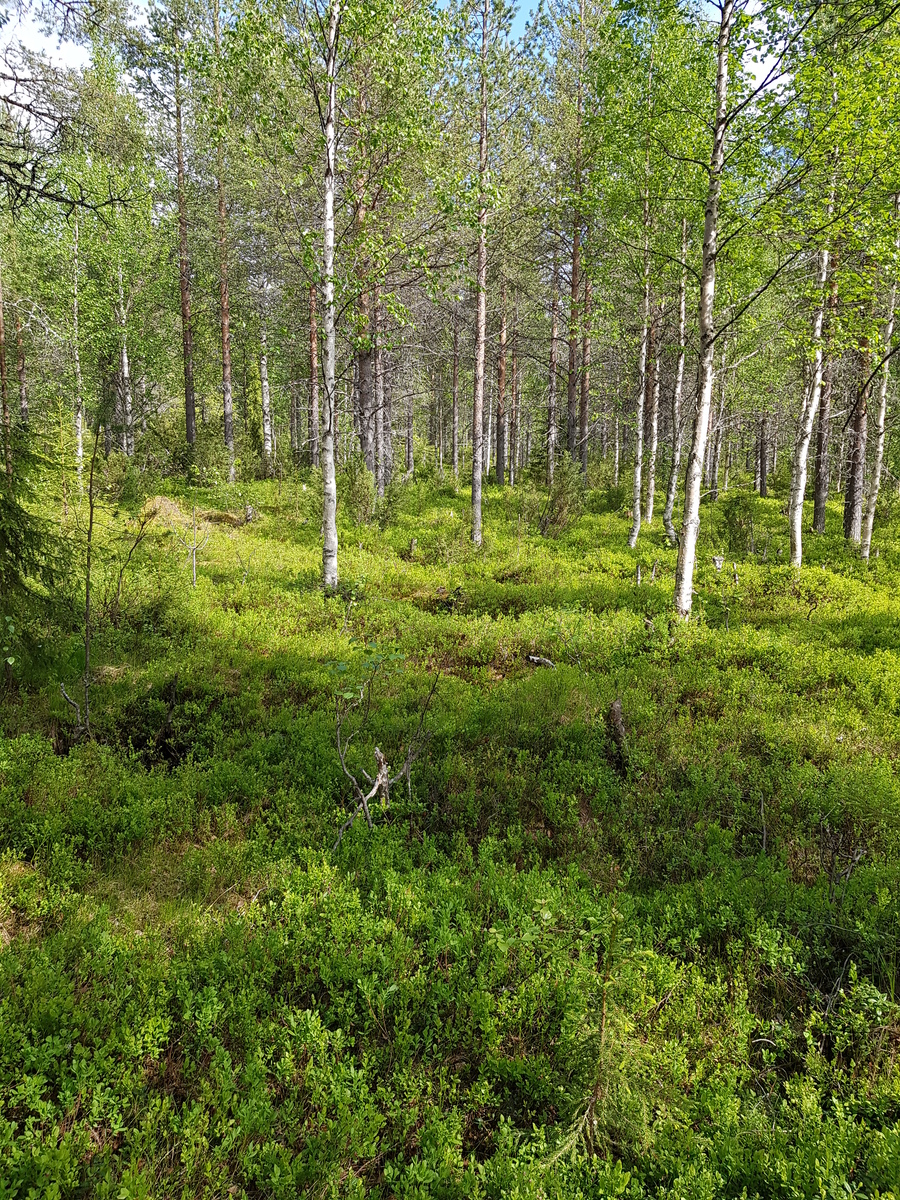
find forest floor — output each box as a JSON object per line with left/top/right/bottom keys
{"left": 2, "top": 465, "right": 900, "bottom": 1199}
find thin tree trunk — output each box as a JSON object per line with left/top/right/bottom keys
{"left": 710, "top": 404, "right": 724, "bottom": 500}
{"left": 137, "top": 373, "right": 147, "bottom": 436}
{"left": 73, "top": 213, "right": 84, "bottom": 482}
{"left": 566, "top": 0, "right": 585, "bottom": 462}
{"left": 290, "top": 369, "right": 299, "bottom": 461}
{"left": 548, "top": 255, "right": 559, "bottom": 485}
{"left": 321, "top": 0, "right": 340, "bottom": 588}
{"left": 384, "top": 361, "right": 393, "bottom": 486}
{"left": 308, "top": 284, "right": 320, "bottom": 466}
{"left": 627, "top": 260, "right": 651, "bottom": 547}
{"left": 260, "top": 328, "right": 273, "bottom": 474}
{"left": 484, "top": 374, "right": 492, "bottom": 476}
{"left": 375, "top": 295, "right": 385, "bottom": 497}
{"left": 812, "top": 367, "right": 833, "bottom": 532}
{"left": 471, "top": 0, "right": 488, "bottom": 545}
{"left": 438, "top": 389, "right": 444, "bottom": 477}
{"left": 813, "top": 260, "right": 839, "bottom": 533}
{"left": 14, "top": 316, "right": 26, "bottom": 423}
{"left": 789, "top": 242, "right": 833, "bottom": 565}
{"left": 844, "top": 342, "right": 869, "bottom": 543}
{"left": 673, "top": 0, "right": 734, "bottom": 617}
{"left": 663, "top": 219, "right": 688, "bottom": 542}
{"left": 357, "top": 289, "right": 375, "bottom": 470}
{"left": 628, "top": 49, "right": 655, "bottom": 545}
{"left": 122, "top": 363, "right": 133, "bottom": 457}
{"left": 709, "top": 339, "right": 727, "bottom": 503}
{"left": 406, "top": 390, "right": 413, "bottom": 472}
{"left": 644, "top": 323, "right": 660, "bottom": 520}
{"left": 510, "top": 321, "right": 518, "bottom": 486}
{"left": 759, "top": 415, "right": 768, "bottom": 497}
{"left": 83, "top": 425, "right": 102, "bottom": 736}
{"left": 861, "top": 207, "right": 899, "bottom": 560}
{"left": 496, "top": 283, "right": 507, "bottom": 485}
{"left": 217, "top": 167, "right": 234, "bottom": 476}
{"left": 451, "top": 309, "right": 459, "bottom": 477}
{"left": 754, "top": 416, "right": 761, "bottom": 491}
{"left": 117, "top": 266, "right": 134, "bottom": 457}
{"left": 567, "top": 224, "right": 580, "bottom": 460}
{"left": 613, "top": 411, "right": 620, "bottom": 486}
{"left": 580, "top": 274, "right": 591, "bottom": 476}
{"left": 175, "top": 52, "right": 196, "bottom": 446}
{"left": 214, "top": 2, "right": 235, "bottom": 481}
{"left": 0, "top": 264, "right": 10, "bottom": 480}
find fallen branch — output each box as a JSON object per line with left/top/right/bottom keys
{"left": 526, "top": 654, "right": 556, "bottom": 669}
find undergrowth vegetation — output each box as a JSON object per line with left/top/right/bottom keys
{"left": 2, "top": 468, "right": 900, "bottom": 1199}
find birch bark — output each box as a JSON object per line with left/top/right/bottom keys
{"left": 175, "top": 50, "right": 196, "bottom": 446}
{"left": 451, "top": 309, "right": 459, "bottom": 477}
{"left": 471, "top": 0, "right": 488, "bottom": 545}
{"left": 374, "top": 295, "right": 385, "bottom": 497}
{"left": 663, "top": 221, "right": 688, "bottom": 543}
{"left": 260, "top": 328, "right": 273, "bottom": 474}
{"left": 14, "top": 317, "right": 26, "bottom": 423}
{"left": 788, "top": 242, "right": 832, "bottom": 565}
{"left": 861, "top": 208, "right": 899, "bottom": 560}
{"left": 496, "top": 284, "right": 507, "bottom": 485}
{"left": 548, "top": 257, "right": 559, "bottom": 485}
{"left": 627, "top": 260, "right": 651, "bottom": 548}
{"left": 812, "top": 260, "right": 839, "bottom": 533}
{"left": 321, "top": 0, "right": 340, "bottom": 587}
{"left": 673, "top": 0, "right": 734, "bottom": 616}
{"left": 0, "top": 264, "right": 10, "bottom": 480}
{"left": 580, "top": 275, "right": 591, "bottom": 476}
{"left": 308, "top": 284, "right": 320, "bottom": 467}
{"left": 214, "top": 2, "right": 235, "bottom": 481}
{"left": 73, "top": 213, "right": 84, "bottom": 480}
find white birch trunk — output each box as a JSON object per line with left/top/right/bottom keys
{"left": 321, "top": 0, "right": 340, "bottom": 588}
{"left": 663, "top": 220, "right": 688, "bottom": 543}
{"left": 548, "top": 259, "right": 559, "bottom": 486}
{"left": 260, "top": 328, "right": 273, "bottom": 473}
{"left": 644, "top": 331, "right": 660, "bottom": 523}
{"left": 116, "top": 265, "right": 134, "bottom": 457}
{"left": 451, "top": 309, "right": 459, "bottom": 478}
{"left": 73, "top": 212, "right": 84, "bottom": 482}
{"left": 673, "top": 0, "right": 734, "bottom": 617}
{"left": 471, "top": 0, "right": 488, "bottom": 545}
{"left": 788, "top": 245, "right": 832, "bottom": 566}
{"left": 627, "top": 258, "right": 651, "bottom": 548}
{"left": 375, "top": 299, "right": 385, "bottom": 498}
{"left": 861, "top": 207, "right": 900, "bottom": 560}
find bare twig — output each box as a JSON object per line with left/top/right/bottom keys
{"left": 109, "top": 508, "right": 156, "bottom": 622}
{"left": 332, "top": 674, "right": 438, "bottom": 849}
{"left": 174, "top": 506, "right": 210, "bottom": 587}
{"left": 60, "top": 683, "right": 85, "bottom": 739}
